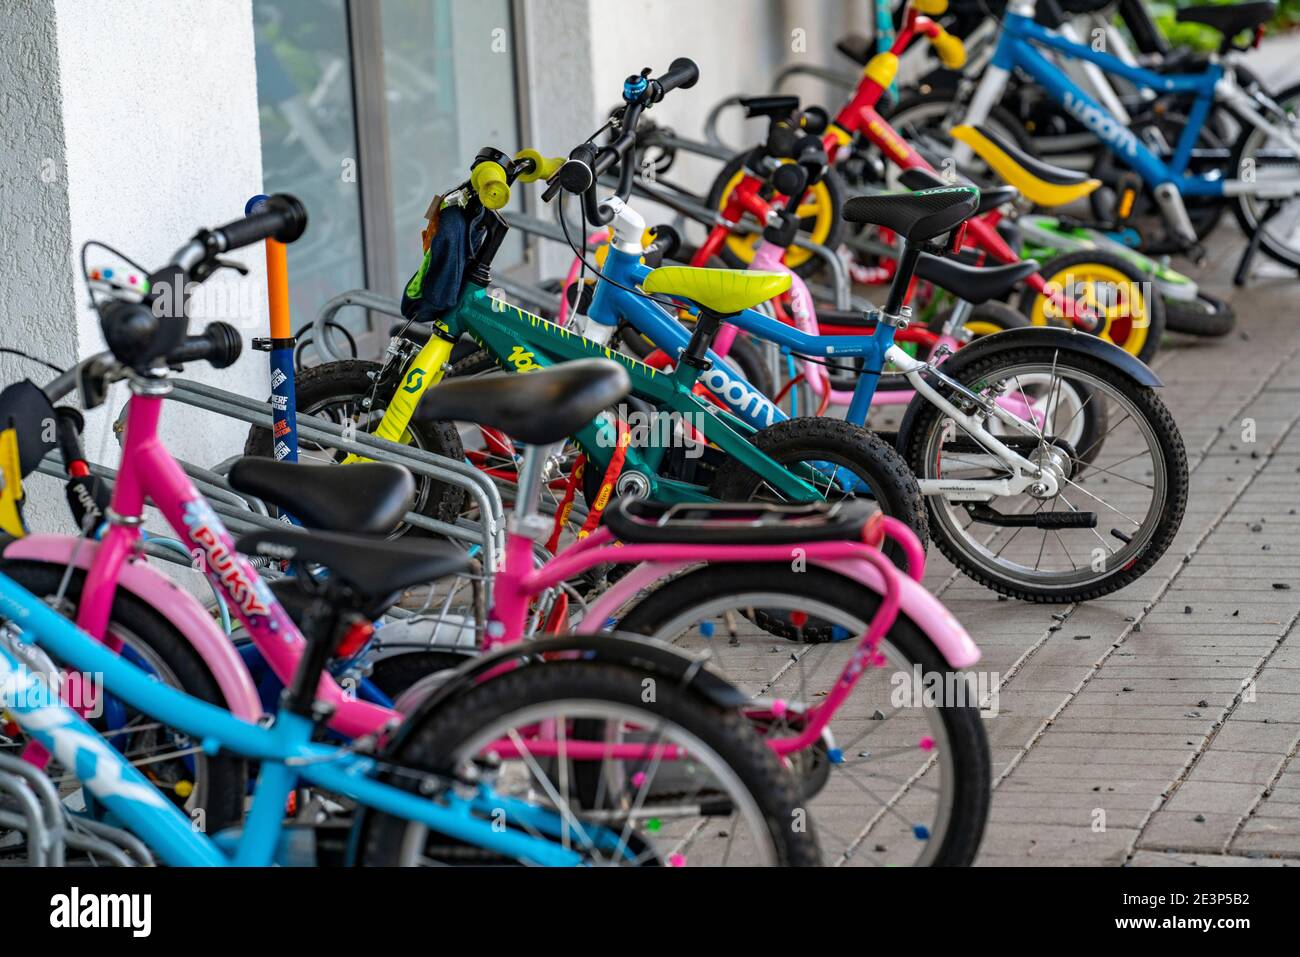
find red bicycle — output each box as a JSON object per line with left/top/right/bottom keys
{"left": 703, "top": 0, "right": 1163, "bottom": 362}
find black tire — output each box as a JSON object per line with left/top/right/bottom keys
{"left": 926, "top": 301, "right": 1030, "bottom": 338}
{"left": 358, "top": 660, "right": 820, "bottom": 866}
{"left": 1229, "top": 80, "right": 1300, "bottom": 272}
{"left": 900, "top": 346, "right": 1188, "bottom": 602}
{"left": 705, "top": 152, "right": 846, "bottom": 278}
{"left": 0, "top": 561, "right": 247, "bottom": 834}
{"left": 243, "top": 359, "right": 466, "bottom": 533}
{"left": 618, "top": 564, "right": 991, "bottom": 865}
{"left": 709, "top": 416, "right": 928, "bottom": 571}
{"left": 1017, "top": 249, "right": 1166, "bottom": 365}
{"left": 1164, "top": 292, "right": 1236, "bottom": 338}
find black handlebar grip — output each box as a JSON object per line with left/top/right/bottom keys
{"left": 53, "top": 407, "right": 87, "bottom": 468}
{"left": 766, "top": 123, "right": 798, "bottom": 159}
{"left": 558, "top": 143, "right": 598, "bottom": 194}
{"left": 652, "top": 57, "right": 699, "bottom": 99}
{"left": 213, "top": 194, "right": 308, "bottom": 252}
{"left": 801, "top": 106, "right": 830, "bottom": 136}
{"left": 644, "top": 224, "right": 682, "bottom": 263}
{"left": 167, "top": 322, "right": 244, "bottom": 369}
{"left": 771, "top": 163, "right": 809, "bottom": 200}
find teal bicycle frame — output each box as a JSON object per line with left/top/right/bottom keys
{"left": 367, "top": 219, "right": 833, "bottom": 504}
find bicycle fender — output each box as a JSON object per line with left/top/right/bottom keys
{"left": 895, "top": 326, "right": 1161, "bottom": 460}
{"left": 937, "top": 326, "right": 1162, "bottom": 387}
{"left": 380, "top": 631, "right": 750, "bottom": 755}
{"left": 579, "top": 559, "right": 981, "bottom": 671}
{"left": 2, "top": 535, "right": 263, "bottom": 723}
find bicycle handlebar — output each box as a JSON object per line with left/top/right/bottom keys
{"left": 90, "top": 194, "right": 305, "bottom": 376}
{"left": 211, "top": 194, "right": 308, "bottom": 253}
{"left": 540, "top": 58, "right": 700, "bottom": 225}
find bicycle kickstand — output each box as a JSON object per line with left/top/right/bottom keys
{"left": 1233, "top": 199, "right": 1283, "bottom": 287}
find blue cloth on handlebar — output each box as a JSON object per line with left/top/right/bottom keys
{"left": 400, "top": 203, "right": 486, "bottom": 324}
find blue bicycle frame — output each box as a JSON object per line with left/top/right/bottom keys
{"left": 0, "top": 573, "right": 595, "bottom": 867}
{"left": 986, "top": 12, "right": 1225, "bottom": 197}
{"left": 589, "top": 245, "right": 898, "bottom": 429}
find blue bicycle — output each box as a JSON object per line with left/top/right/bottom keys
{"left": 944, "top": 0, "right": 1300, "bottom": 271}
{"left": 548, "top": 180, "right": 1187, "bottom": 602}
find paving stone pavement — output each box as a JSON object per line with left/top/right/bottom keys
{"left": 914, "top": 224, "right": 1300, "bottom": 866}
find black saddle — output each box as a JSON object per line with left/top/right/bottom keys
{"left": 897, "top": 168, "right": 1019, "bottom": 215}
{"left": 228, "top": 459, "right": 414, "bottom": 536}
{"left": 414, "top": 358, "right": 631, "bottom": 446}
{"left": 1176, "top": 1, "right": 1274, "bottom": 39}
{"left": 237, "top": 527, "right": 471, "bottom": 607}
{"left": 835, "top": 33, "right": 875, "bottom": 66}
{"left": 971, "top": 124, "right": 1092, "bottom": 187}
{"left": 915, "top": 254, "right": 1040, "bottom": 304}
{"left": 603, "top": 498, "right": 880, "bottom": 546}
{"left": 842, "top": 186, "right": 979, "bottom": 243}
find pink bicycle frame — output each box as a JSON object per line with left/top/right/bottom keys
{"left": 13, "top": 385, "right": 978, "bottom": 768}
{"left": 485, "top": 515, "right": 979, "bottom": 762}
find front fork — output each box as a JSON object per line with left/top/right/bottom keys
{"left": 887, "top": 345, "right": 1051, "bottom": 499}
{"left": 341, "top": 333, "right": 456, "bottom": 462}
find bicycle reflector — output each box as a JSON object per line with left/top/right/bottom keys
{"left": 949, "top": 220, "right": 969, "bottom": 255}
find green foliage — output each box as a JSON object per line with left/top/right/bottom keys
{"left": 1152, "top": 0, "right": 1300, "bottom": 52}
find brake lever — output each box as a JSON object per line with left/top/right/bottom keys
{"left": 214, "top": 258, "right": 250, "bottom": 276}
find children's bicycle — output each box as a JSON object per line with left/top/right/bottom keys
{"left": 941, "top": 0, "right": 1300, "bottom": 274}
{"left": 705, "top": 0, "right": 1166, "bottom": 361}
{"left": 560, "top": 159, "right": 1187, "bottom": 601}
{"left": 0, "top": 207, "right": 833, "bottom": 866}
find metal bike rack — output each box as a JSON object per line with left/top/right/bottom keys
{"left": 165, "top": 380, "right": 505, "bottom": 573}
{"left": 0, "top": 751, "right": 154, "bottom": 866}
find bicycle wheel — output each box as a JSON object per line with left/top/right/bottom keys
{"left": 359, "top": 660, "right": 819, "bottom": 866}
{"left": 0, "top": 561, "right": 247, "bottom": 835}
{"left": 1164, "top": 291, "right": 1235, "bottom": 338}
{"left": 884, "top": 87, "right": 1033, "bottom": 184}
{"left": 1018, "top": 250, "right": 1166, "bottom": 364}
{"left": 618, "top": 564, "right": 991, "bottom": 865}
{"left": 901, "top": 346, "right": 1187, "bottom": 601}
{"left": 705, "top": 153, "right": 845, "bottom": 276}
{"left": 243, "top": 359, "right": 466, "bottom": 534}
{"left": 1229, "top": 81, "right": 1300, "bottom": 271}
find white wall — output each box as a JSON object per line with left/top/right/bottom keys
{"left": 1, "top": 0, "right": 270, "bottom": 532}
{"left": 576, "top": 0, "right": 870, "bottom": 245}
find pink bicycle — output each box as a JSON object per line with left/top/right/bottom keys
{"left": 5, "top": 207, "right": 989, "bottom": 865}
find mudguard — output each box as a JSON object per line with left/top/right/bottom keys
{"left": 2, "top": 535, "right": 262, "bottom": 723}
{"left": 896, "top": 325, "right": 1161, "bottom": 458}
{"left": 935, "top": 326, "right": 1161, "bottom": 387}
{"left": 380, "top": 631, "right": 748, "bottom": 756}
{"left": 577, "top": 558, "right": 981, "bottom": 670}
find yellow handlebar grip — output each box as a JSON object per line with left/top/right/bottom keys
{"left": 864, "top": 52, "right": 899, "bottom": 89}
{"left": 471, "top": 161, "right": 510, "bottom": 209}
{"left": 931, "top": 30, "right": 967, "bottom": 70}
{"left": 914, "top": 0, "right": 949, "bottom": 15}
{"left": 514, "top": 148, "right": 566, "bottom": 183}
